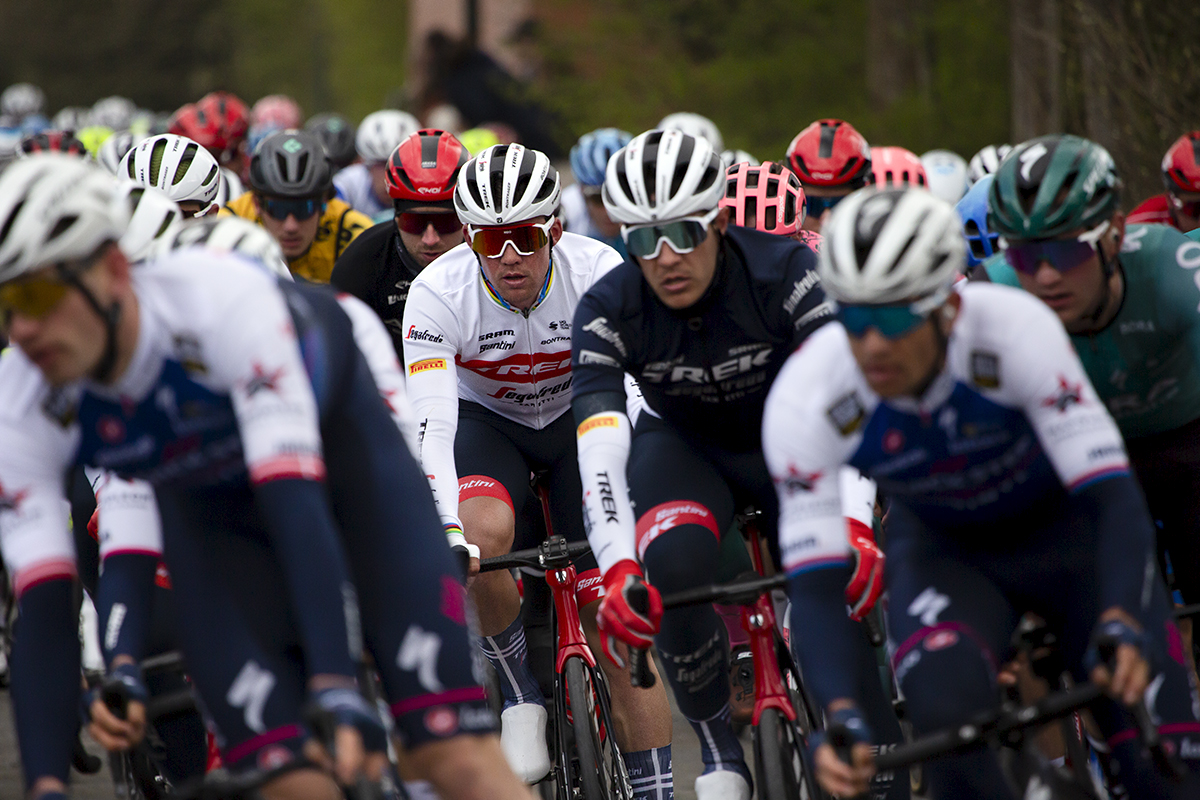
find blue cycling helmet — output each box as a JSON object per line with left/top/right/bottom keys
{"left": 570, "top": 127, "right": 632, "bottom": 187}
{"left": 956, "top": 174, "right": 998, "bottom": 269}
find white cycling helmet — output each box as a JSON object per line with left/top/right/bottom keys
{"left": 1, "top": 83, "right": 45, "bottom": 121}
{"left": 52, "top": 106, "right": 91, "bottom": 132}
{"left": 720, "top": 149, "right": 760, "bottom": 170}
{"left": 967, "top": 144, "right": 1013, "bottom": 185}
{"left": 920, "top": 149, "right": 970, "bottom": 204}
{"left": 119, "top": 134, "right": 221, "bottom": 209}
{"left": 157, "top": 216, "right": 291, "bottom": 280}
{"left": 819, "top": 187, "right": 964, "bottom": 310}
{"left": 97, "top": 130, "right": 138, "bottom": 175}
{"left": 91, "top": 96, "right": 138, "bottom": 132}
{"left": 0, "top": 155, "right": 123, "bottom": 283}
{"left": 355, "top": 110, "right": 420, "bottom": 163}
{"left": 113, "top": 182, "right": 182, "bottom": 263}
{"left": 657, "top": 112, "right": 724, "bottom": 154}
{"left": 214, "top": 167, "right": 244, "bottom": 207}
{"left": 454, "top": 143, "right": 560, "bottom": 226}
{"left": 602, "top": 129, "right": 725, "bottom": 225}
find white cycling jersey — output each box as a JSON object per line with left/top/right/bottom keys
{"left": 402, "top": 232, "right": 623, "bottom": 533}
{"left": 763, "top": 282, "right": 1130, "bottom": 576}
{"left": 333, "top": 163, "right": 390, "bottom": 220}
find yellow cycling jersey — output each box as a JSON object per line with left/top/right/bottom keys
{"left": 222, "top": 193, "right": 373, "bottom": 283}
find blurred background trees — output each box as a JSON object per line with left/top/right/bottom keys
{"left": 1, "top": 0, "right": 1196, "bottom": 200}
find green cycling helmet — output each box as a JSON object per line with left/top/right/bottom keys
{"left": 988, "top": 134, "right": 1121, "bottom": 240}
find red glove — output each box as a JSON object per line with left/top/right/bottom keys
{"left": 596, "top": 559, "right": 662, "bottom": 668}
{"left": 845, "top": 518, "right": 884, "bottom": 620}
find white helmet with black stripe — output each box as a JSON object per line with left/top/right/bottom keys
{"left": 819, "top": 187, "right": 964, "bottom": 310}
{"left": 453, "top": 143, "right": 560, "bottom": 226}
{"left": 657, "top": 112, "right": 724, "bottom": 154}
{"left": 0, "top": 154, "right": 123, "bottom": 283}
{"left": 119, "top": 134, "right": 221, "bottom": 208}
{"left": 601, "top": 129, "right": 725, "bottom": 225}
{"left": 113, "top": 181, "right": 182, "bottom": 263}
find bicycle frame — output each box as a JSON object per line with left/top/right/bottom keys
{"left": 545, "top": 561, "right": 597, "bottom": 673}
{"left": 741, "top": 518, "right": 798, "bottom": 726}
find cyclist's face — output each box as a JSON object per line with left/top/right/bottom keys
{"left": 256, "top": 196, "right": 321, "bottom": 259}
{"left": 395, "top": 206, "right": 464, "bottom": 269}
{"left": 1013, "top": 214, "right": 1124, "bottom": 331}
{"left": 846, "top": 297, "right": 958, "bottom": 399}
{"left": 634, "top": 209, "right": 728, "bottom": 310}
{"left": 1169, "top": 191, "right": 1200, "bottom": 233}
{"left": 584, "top": 189, "right": 620, "bottom": 237}
{"left": 477, "top": 216, "right": 562, "bottom": 311}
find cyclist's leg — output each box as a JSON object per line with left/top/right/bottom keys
{"left": 629, "top": 420, "right": 746, "bottom": 786}
{"left": 543, "top": 430, "right": 673, "bottom": 799}
{"left": 885, "top": 505, "right": 1019, "bottom": 800}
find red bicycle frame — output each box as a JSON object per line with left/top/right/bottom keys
{"left": 741, "top": 518, "right": 796, "bottom": 725}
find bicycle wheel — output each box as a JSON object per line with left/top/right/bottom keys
{"left": 753, "top": 707, "right": 808, "bottom": 800}
{"left": 564, "top": 656, "right": 632, "bottom": 800}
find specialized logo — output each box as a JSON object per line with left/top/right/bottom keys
{"left": 577, "top": 414, "right": 619, "bottom": 438}
{"left": 641, "top": 347, "right": 773, "bottom": 384}
{"left": 244, "top": 363, "right": 285, "bottom": 397}
{"left": 907, "top": 587, "right": 951, "bottom": 627}
{"left": 227, "top": 660, "right": 276, "bottom": 734}
{"left": 970, "top": 350, "right": 1000, "bottom": 389}
{"left": 397, "top": 625, "right": 445, "bottom": 693}
{"left": 827, "top": 391, "right": 866, "bottom": 435}
{"left": 1041, "top": 375, "right": 1083, "bottom": 413}
{"left": 409, "top": 358, "right": 447, "bottom": 375}
{"left": 407, "top": 326, "right": 445, "bottom": 343}
{"left": 1018, "top": 142, "right": 1047, "bottom": 182}
{"left": 458, "top": 350, "right": 572, "bottom": 384}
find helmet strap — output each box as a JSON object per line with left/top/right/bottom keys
{"left": 56, "top": 262, "right": 123, "bottom": 384}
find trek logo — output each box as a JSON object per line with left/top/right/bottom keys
{"left": 596, "top": 471, "right": 619, "bottom": 523}
{"left": 407, "top": 326, "right": 444, "bottom": 343}
{"left": 458, "top": 350, "right": 572, "bottom": 384}
{"left": 641, "top": 347, "right": 773, "bottom": 384}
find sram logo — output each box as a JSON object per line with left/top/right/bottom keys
{"left": 641, "top": 347, "right": 772, "bottom": 384}
{"left": 458, "top": 350, "right": 571, "bottom": 384}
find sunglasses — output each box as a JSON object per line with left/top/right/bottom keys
{"left": 1001, "top": 221, "right": 1109, "bottom": 276}
{"left": 397, "top": 211, "right": 462, "bottom": 236}
{"left": 838, "top": 302, "right": 931, "bottom": 339}
{"left": 467, "top": 217, "right": 555, "bottom": 259}
{"left": 260, "top": 196, "right": 322, "bottom": 221}
{"left": 622, "top": 207, "right": 721, "bottom": 260}
{"left": 1169, "top": 194, "right": 1200, "bottom": 219}
{"left": 806, "top": 193, "right": 848, "bottom": 218}
{"left": 0, "top": 273, "right": 73, "bottom": 327}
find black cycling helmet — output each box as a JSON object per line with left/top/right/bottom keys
{"left": 305, "top": 113, "right": 357, "bottom": 170}
{"left": 248, "top": 129, "right": 332, "bottom": 198}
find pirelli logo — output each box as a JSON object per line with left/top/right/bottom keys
{"left": 409, "top": 358, "right": 447, "bottom": 375}
{"left": 577, "top": 415, "right": 619, "bottom": 438}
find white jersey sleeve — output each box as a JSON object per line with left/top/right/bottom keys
{"left": 95, "top": 474, "right": 162, "bottom": 560}
{"left": 401, "top": 277, "right": 465, "bottom": 535}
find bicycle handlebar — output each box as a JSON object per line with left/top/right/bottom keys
{"left": 478, "top": 538, "right": 593, "bottom": 572}
{"left": 659, "top": 572, "right": 789, "bottom": 610}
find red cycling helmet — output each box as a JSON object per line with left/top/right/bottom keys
{"left": 20, "top": 130, "right": 89, "bottom": 158}
{"left": 251, "top": 95, "right": 303, "bottom": 130}
{"left": 386, "top": 129, "right": 470, "bottom": 206}
{"left": 786, "top": 119, "right": 873, "bottom": 188}
{"left": 169, "top": 93, "right": 248, "bottom": 163}
{"left": 868, "top": 146, "right": 928, "bottom": 188}
{"left": 1162, "top": 132, "right": 1200, "bottom": 194}
{"left": 720, "top": 161, "right": 807, "bottom": 236}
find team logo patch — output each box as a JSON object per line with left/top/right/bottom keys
{"left": 424, "top": 706, "right": 459, "bottom": 737}
{"left": 577, "top": 415, "right": 619, "bottom": 437}
{"left": 882, "top": 429, "right": 905, "bottom": 454}
{"left": 970, "top": 350, "right": 1000, "bottom": 389}
{"left": 780, "top": 466, "right": 822, "bottom": 494}
{"left": 923, "top": 629, "right": 959, "bottom": 652}
{"left": 1042, "top": 375, "right": 1084, "bottom": 413}
{"left": 41, "top": 388, "right": 78, "bottom": 428}
{"left": 409, "top": 358, "right": 447, "bottom": 375}
{"left": 244, "top": 363, "right": 284, "bottom": 397}
{"left": 826, "top": 391, "right": 865, "bottom": 435}
{"left": 97, "top": 415, "right": 127, "bottom": 444}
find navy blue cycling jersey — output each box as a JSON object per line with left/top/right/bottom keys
{"left": 571, "top": 224, "right": 831, "bottom": 452}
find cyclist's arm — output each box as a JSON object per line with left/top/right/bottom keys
{"left": 214, "top": 275, "right": 359, "bottom": 681}
{"left": 762, "top": 342, "right": 864, "bottom": 710}
{"left": 572, "top": 291, "right": 638, "bottom": 574}
{"left": 93, "top": 475, "right": 160, "bottom": 665}
{"left": 1015, "top": 294, "right": 1154, "bottom": 616}
{"left": 1148, "top": 227, "right": 1200, "bottom": 369}
{"left": 401, "top": 279, "right": 465, "bottom": 542}
{"left": 779, "top": 247, "right": 834, "bottom": 349}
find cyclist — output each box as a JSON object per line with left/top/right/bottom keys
{"left": 766, "top": 185, "right": 1200, "bottom": 799}
{"left": 1127, "top": 131, "right": 1200, "bottom": 232}
{"left": 719, "top": 149, "right": 759, "bottom": 170}
{"left": 570, "top": 129, "right": 902, "bottom": 799}
{"left": 305, "top": 112, "right": 358, "bottom": 170}
{"left": 96, "top": 129, "right": 137, "bottom": 176}
{"left": 112, "top": 182, "right": 183, "bottom": 262}
{"left": 0, "top": 155, "right": 529, "bottom": 800}
{"left": 1, "top": 83, "right": 45, "bottom": 125}
{"left": 170, "top": 92, "right": 250, "bottom": 200}
{"left": 954, "top": 173, "right": 998, "bottom": 279}
{"left": 224, "top": 129, "right": 372, "bottom": 282}
{"left": 334, "top": 110, "right": 421, "bottom": 222}
{"left": 119, "top": 133, "right": 223, "bottom": 218}
{"left": 560, "top": 127, "right": 631, "bottom": 257}
{"left": 869, "top": 146, "right": 928, "bottom": 188}
{"left": 966, "top": 142, "right": 1012, "bottom": 184}
{"left": 785, "top": 118, "right": 873, "bottom": 234}
{"left": 19, "top": 130, "right": 89, "bottom": 159}
{"left": 402, "top": 143, "right": 675, "bottom": 796}
{"left": 252, "top": 94, "right": 303, "bottom": 131}
{"left": 920, "top": 149, "right": 970, "bottom": 204}
{"left": 90, "top": 96, "right": 137, "bottom": 133}
{"left": 331, "top": 128, "right": 469, "bottom": 359}
{"left": 657, "top": 111, "right": 724, "bottom": 153}
{"left": 983, "top": 134, "right": 1200, "bottom": 676}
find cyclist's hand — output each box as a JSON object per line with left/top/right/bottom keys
{"left": 815, "top": 741, "right": 874, "bottom": 798}
{"left": 309, "top": 686, "right": 388, "bottom": 783}
{"left": 596, "top": 560, "right": 662, "bottom": 668}
{"left": 845, "top": 522, "right": 884, "bottom": 620}
{"left": 1087, "top": 611, "right": 1150, "bottom": 706}
{"left": 88, "top": 698, "right": 146, "bottom": 752}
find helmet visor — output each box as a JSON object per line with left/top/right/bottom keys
{"left": 467, "top": 217, "right": 554, "bottom": 259}
{"left": 622, "top": 207, "right": 720, "bottom": 260}
{"left": 1001, "top": 221, "right": 1109, "bottom": 275}
{"left": 838, "top": 302, "right": 930, "bottom": 340}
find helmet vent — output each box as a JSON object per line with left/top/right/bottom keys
{"left": 764, "top": 204, "right": 777, "bottom": 230}
{"left": 47, "top": 214, "right": 78, "bottom": 244}
{"left": 670, "top": 137, "right": 696, "bottom": 197}
{"left": 176, "top": 143, "right": 198, "bottom": 185}
{"left": 745, "top": 170, "right": 759, "bottom": 189}
{"left": 818, "top": 123, "right": 838, "bottom": 159}
{"left": 295, "top": 153, "right": 309, "bottom": 182}
{"left": 149, "top": 138, "right": 168, "bottom": 183}
{"left": 0, "top": 200, "right": 24, "bottom": 249}
{"left": 744, "top": 197, "right": 757, "bottom": 227}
